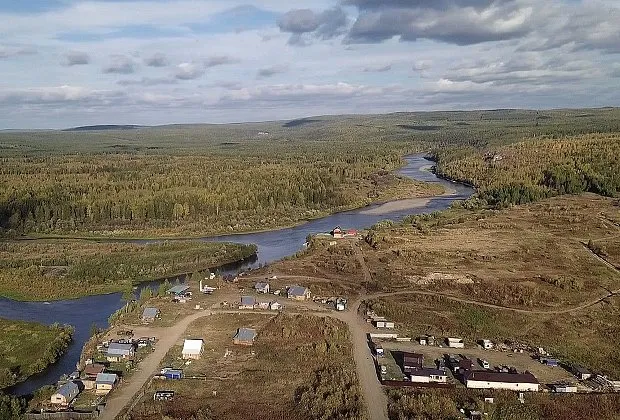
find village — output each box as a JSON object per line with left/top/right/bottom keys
{"left": 30, "top": 227, "right": 620, "bottom": 420}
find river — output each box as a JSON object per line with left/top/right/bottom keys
{"left": 0, "top": 154, "right": 473, "bottom": 396}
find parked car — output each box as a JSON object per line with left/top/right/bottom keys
{"left": 478, "top": 358, "right": 490, "bottom": 369}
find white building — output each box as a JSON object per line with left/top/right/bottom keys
{"left": 182, "top": 339, "right": 204, "bottom": 360}
{"left": 464, "top": 371, "right": 540, "bottom": 392}
{"left": 446, "top": 337, "right": 465, "bottom": 348}
{"left": 480, "top": 339, "right": 494, "bottom": 350}
{"left": 409, "top": 368, "right": 448, "bottom": 384}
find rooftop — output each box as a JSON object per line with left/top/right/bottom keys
{"left": 55, "top": 381, "right": 79, "bottom": 398}
{"left": 142, "top": 307, "right": 159, "bottom": 318}
{"left": 183, "top": 339, "right": 203, "bottom": 353}
{"left": 167, "top": 285, "right": 190, "bottom": 295}
{"left": 410, "top": 368, "right": 447, "bottom": 377}
{"left": 241, "top": 296, "right": 256, "bottom": 306}
{"left": 96, "top": 373, "right": 118, "bottom": 385}
{"left": 288, "top": 285, "right": 308, "bottom": 296}
{"left": 83, "top": 363, "right": 105, "bottom": 376}
{"left": 108, "top": 342, "right": 134, "bottom": 354}
{"left": 465, "top": 370, "right": 539, "bottom": 384}
{"left": 234, "top": 328, "right": 257, "bottom": 342}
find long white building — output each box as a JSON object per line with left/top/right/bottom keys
{"left": 464, "top": 370, "right": 540, "bottom": 392}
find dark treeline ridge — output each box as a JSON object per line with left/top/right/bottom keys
{"left": 0, "top": 240, "right": 257, "bottom": 300}
{"left": 0, "top": 319, "right": 73, "bottom": 389}
{"left": 434, "top": 132, "right": 620, "bottom": 207}
{"left": 1, "top": 108, "right": 619, "bottom": 236}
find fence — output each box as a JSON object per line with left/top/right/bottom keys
{"left": 25, "top": 412, "right": 98, "bottom": 420}
{"left": 381, "top": 380, "right": 455, "bottom": 389}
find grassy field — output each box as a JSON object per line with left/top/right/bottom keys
{"left": 0, "top": 240, "right": 256, "bottom": 301}
{"left": 125, "top": 313, "right": 365, "bottom": 420}
{"left": 0, "top": 319, "right": 73, "bottom": 389}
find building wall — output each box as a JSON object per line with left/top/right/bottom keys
{"left": 409, "top": 376, "right": 431, "bottom": 383}
{"left": 50, "top": 395, "right": 68, "bottom": 405}
{"left": 182, "top": 352, "right": 201, "bottom": 360}
{"left": 466, "top": 380, "right": 539, "bottom": 392}
{"left": 95, "top": 384, "right": 113, "bottom": 395}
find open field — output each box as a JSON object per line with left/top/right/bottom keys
{"left": 0, "top": 240, "right": 256, "bottom": 301}
{"left": 124, "top": 313, "right": 365, "bottom": 420}
{"left": 0, "top": 319, "right": 73, "bottom": 389}
{"left": 259, "top": 194, "right": 620, "bottom": 377}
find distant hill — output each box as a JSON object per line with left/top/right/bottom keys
{"left": 62, "top": 125, "right": 144, "bottom": 132}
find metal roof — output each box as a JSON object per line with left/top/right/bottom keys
{"left": 167, "top": 285, "right": 190, "bottom": 294}
{"left": 255, "top": 282, "right": 269, "bottom": 289}
{"left": 234, "top": 328, "right": 257, "bottom": 342}
{"left": 142, "top": 307, "right": 159, "bottom": 319}
{"left": 465, "top": 370, "right": 539, "bottom": 384}
{"left": 55, "top": 381, "right": 79, "bottom": 398}
{"left": 410, "top": 368, "right": 447, "bottom": 377}
{"left": 96, "top": 373, "right": 118, "bottom": 385}
{"left": 287, "top": 285, "right": 308, "bottom": 296}
{"left": 183, "top": 339, "right": 203, "bottom": 353}
{"left": 107, "top": 342, "right": 134, "bottom": 355}
{"left": 240, "top": 296, "right": 255, "bottom": 306}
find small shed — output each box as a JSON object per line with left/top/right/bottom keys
{"left": 182, "top": 339, "right": 203, "bottom": 359}
{"left": 480, "top": 339, "right": 494, "bottom": 350}
{"left": 287, "top": 286, "right": 310, "bottom": 301}
{"left": 269, "top": 301, "right": 282, "bottom": 311}
{"left": 403, "top": 352, "right": 424, "bottom": 373}
{"left": 542, "top": 358, "right": 558, "bottom": 367}
{"left": 95, "top": 373, "right": 118, "bottom": 395}
{"left": 233, "top": 328, "right": 257, "bottom": 346}
{"left": 51, "top": 381, "right": 79, "bottom": 406}
{"left": 446, "top": 337, "right": 465, "bottom": 348}
{"left": 255, "top": 282, "right": 270, "bottom": 294}
{"left": 154, "top": 390, "right": 175, "bottom": 401}
{"left": 141, "top": 307, "right": 160, "bottom": 323}
{"left": 239, "top": 296, "right": 256, "bottom": 309}
{"left": 161, "top": 368, "right": 183, "bottom": 380}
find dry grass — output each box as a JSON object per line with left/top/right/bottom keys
{"left": 125, "top": 313, "right": 364, "bottom": 420}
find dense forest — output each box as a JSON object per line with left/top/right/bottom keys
{"left": 0, "top": 240, "right": 256, "bottom": 300}
{"left": 2, "top": 108, "right": 618, "bottom": 237}
{"left": 0, "top": 319, "right": 73, "bottom": 389}
{"left": 434, "top": 133, "right": 620, "bottom": 207}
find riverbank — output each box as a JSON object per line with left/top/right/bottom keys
{"left": 0, "top": 319, "right": 73, "bottom": 390}
{"left": 0, "top": 241, "right": 257, "bottom": 302}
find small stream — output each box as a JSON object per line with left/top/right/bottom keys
{"left": 0, "top": 154, "right": 474, "bottom": 396}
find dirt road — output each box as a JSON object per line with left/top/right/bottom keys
{"left": 100, "top": 310, "right": 212, "bottom": 420}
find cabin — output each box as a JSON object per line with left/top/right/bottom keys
{"left": 409, "top": 368, "right": 448, "bottom": 384}
{"left": 331, "top": 226, "right": 345, "bottom": 238}
{"left": 255, "top": 282, "right": 270, "bottom": 294}
{"left": 83, "top": 363, "right": 106, "bottom": 380}
{"left": 239, "top": 296, "right": 256, "bottom": 309}
{"left": 287, "top": 286, "right": 311, "bottom": 301}
{"left": 95, "top": 373, "right": 118, "bottom": 395}
{"left": 182, "top": 339, "right": 203, "bottom": 360}
{"left": 446, "top": 337, "right": 465, "bottom": 348}
{"left": 51, "top": 381, "right": 80, "bottom": 406}
{"left": 141, "top": 307, "right": 160, "bottom": 323}
{"left": 464, "top": 371, "right": 540, "bottom": 392}
{"left": 106, "top": 342, "right": 135, "bottom": 362}
{"left": 233, "top": 328, "right": 257, "bottom": 346}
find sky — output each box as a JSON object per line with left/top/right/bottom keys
{"left": 0, "top": 0, "right": 619, "bottom": 128}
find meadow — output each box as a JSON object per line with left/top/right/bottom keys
{"left": 0, "top": 319, "right": 73, "bottom": 389}
{"left": 0, "top": 240, "right": 256, "bottom": 300}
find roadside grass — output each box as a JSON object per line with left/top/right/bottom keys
{"left": 0, "top": 319, "right": 73, "bottom": 389}
{"left": 0, "top": 240, "right": 256, "bottom": 301}
{"left": 387, "top": 388, "right": 620, "bottom": 420}
{"left": 124, "top": 313, "right": 365, "bottom": 420}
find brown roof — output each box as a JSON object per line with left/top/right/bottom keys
{"left": 403, "top": 352, "right": 424, "bottom": 360}
{"left": 465, "top": 370, "right": 539, "bottom": 384}
{"left": 84, "top": 363, "right": 105, "bottom": 376}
